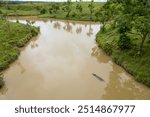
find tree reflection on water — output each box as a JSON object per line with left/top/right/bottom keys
{"left": 53, "top": 21, "right": 61, "bottom": 30}
{"left": 63, "top": 21, "right": 73, "bottom": 33}
{"left": 87, "top": 24, "right": 93, "bottom": 37}
{"left": 0, "top": 82, "right": 8, "bottom": 96}
{"left": 76, "top": 26, "right": 82, "bottom": 34}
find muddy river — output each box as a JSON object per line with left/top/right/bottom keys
{"left": 0, "top": 18, "right": 150, "bottom": 99}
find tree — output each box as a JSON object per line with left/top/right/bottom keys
{"left": 88, "top": 1, "right": 94, "bottom": 20}
{"left": 40, "top": 8, "right": 47, "bottom": 14}
{"left": 49, "top": 7, "right": 53, "bottom": 14}
{"left": 13, "top": 8, "right": 19, "bottom": 23}
{"left": 0, "top": 1, "right": 11, "bottom": 37}
{"left": 26, "top": 20, "right": 35, "bottom": 34}
{"left": 0, "top": 1, "right": 2, "bottom": 7}
{"left": 114, "top": 0, "right": 150, "bottom": 53}
{"left": 63, "top": 0, "right": 72, "bottom": 17}
{"left": 132, "top": 0, "right": 150, "bottom": 52}
{"left": 76, "top": 3, "right": 82, "bottom": 17}
{"left": 95, "top": 1, "right": 120, "bottom": 31}
{"left": 95, "top": 8, "right": 110, "bottom": 31}
{"left": 51, "top": 3, "right": 60, "bottom": 13}
{"left": 0, "top": 10, "right": 3, "bottom": 20}
{"left": 76, "top": 3, "right": 82, "bottom": 13}
{"left": 134, "top": 16, "right": 150, "bottom": 52}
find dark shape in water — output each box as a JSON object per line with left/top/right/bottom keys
{"left": 92, "top": 73, "right": 104, "bottom": 82}
{"left": 0, "top": 77, "right": 5, "bottom": 88}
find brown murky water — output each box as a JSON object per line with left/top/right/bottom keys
{"left": 0, "top": 18, "right": 150, "bottom": 99}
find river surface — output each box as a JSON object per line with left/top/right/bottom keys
{"left": 0, "top": 18, "right": 150, "bottom": 99}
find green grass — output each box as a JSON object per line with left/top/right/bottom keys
{"left": 0, "top": 20, "right": 39, "bottom": 71}
{"left": 96, "top": 24, "right": 150, "bottom": 87}
{"left": 0, "top": 2, "right": 104, "bottom": 21}
{"left": 39, "top": 2, "right": 103, "bottom": 21}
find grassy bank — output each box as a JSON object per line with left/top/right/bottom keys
{"left": 0, "top": 2, "right": 104, "bottom": 21}
{"left": 0, "top": 20, "right": 39, "bottom": 72}
{"left": 96, "top": 25, "right": 150, "bottom": 87}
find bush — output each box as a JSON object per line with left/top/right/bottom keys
{"left": 0, "top": 10, "right": 2, "bottom": 14}
{"left": 49, "top": 7, "right": 53, "bottom": 14}
{"left": 40, "top": 8, "right": 47, "bottom": 14}
{"left": 70, "top": 12, "right": 77, "bottom": 18}
{"left": 118, "top": 34, "right": 131, "bottom": 50}
{"left": 118, "top": 21, "right": 131, "bottom": 34}
{"left": 103, "top": 42, "right": 113, "bottom": 55}
{"left": 35, "top": 6, "right": 41, "bottom": 11}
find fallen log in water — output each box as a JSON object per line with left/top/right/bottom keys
{"left": 92, "top": 73, "right": 104, "bottom": 82}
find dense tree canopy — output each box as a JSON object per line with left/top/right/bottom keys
{"left": 101, "top": 0, "right": 150, "bottom": 52}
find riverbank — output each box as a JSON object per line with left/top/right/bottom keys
{"left": 1, "top": 19, "right": 150, "bottom": 100}
{"left": 0, "top": 2, "right": 104, "bottom": 21}
{"left": 1, "top": 1, "right": 149, "bottom": 88}
{"left": 96, "top": 25, "right": 150, "bottom": 87}
{"left": 0, "top": 20, "right": 39, "bottom": 72}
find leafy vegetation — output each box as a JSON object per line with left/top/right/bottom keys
{"left": 0, "top": 20, "right": 39, "bottom": 72}
{"left": 0, "top": 1, "right": 104, "bottom": 21}
{"left": 0, "top": 1, "right": 104, "bottom": 73}
{"left": 0, "top": 0, "right": 150, "bottom": 87}
{"left": 96, "top": 0, "right": 150, "bottom": 87}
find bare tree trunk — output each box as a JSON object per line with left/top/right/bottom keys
{"left": 101, "top": 22, "right": 105, "bottom": 32}
{"left": 7, "top": 20, "right": 11, "bottom": 37}
{"left": 139, "top": 33, "right": 147, "bottom": 53}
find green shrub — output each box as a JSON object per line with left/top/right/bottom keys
{"left": 118, "top": 34, "right": 131, "bottom": 50}
{"left": 40, "top": 8, "right": 47, "bottom": 14}
{"left": 0, "top": 20, "right": 39, "bottom": 72}
{"left": 49, "top": 7, "right": 53, "bottom": 14}
{"left": 0, "top": 10, "right": 2, "bottom": 14}
{"left": 103, "top": 42, "right": 113, "bottom": 55}
{"left": 70, "top": 12, "right": 77, "bottom": 18}
{"left": 136, "top": 75, "right": 150, "bottom": 87}
{"left": 35, "top": 6, "right": 41, "bottom": 11}
{"left": 118, "top": 21, "right": 131, "bottom": 34}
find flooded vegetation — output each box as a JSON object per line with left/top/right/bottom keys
{"left": 0, "top": 18, "right": 150, "bottom": 99}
